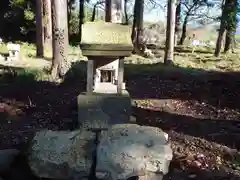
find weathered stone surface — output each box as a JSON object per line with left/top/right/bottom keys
{"left": 96, "top": 124, "right": 172, "bottom": 180}
{"left": 0, "top": 149, "right": 19, "bottom": 173}
{"left": 28, "top": 129, "right": 95, "bottom": 179}
{"left": 138, "top": 172, "right": 164, "bottom": 180}
{"left": 77, "top": 91, "right": 131, "bottom": 131}
{"left": 81, "top": 22, "right": 132, "bottom": 45}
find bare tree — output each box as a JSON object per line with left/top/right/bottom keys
{"left": 179, "top": 0, "right": 214, "bottom": 45}
{"left": 91, "top": 0, "right": 105, "bottom": 21}
{"left": 51, "top": 0, "right": 69, "bottom": 79}
{"left": 123, "top": 0, "right": 134, "bottom": 24}
{"left": 164, "top": 0, "right": 176, "bottom": 65}
{"left": 36, "top": 0, "right": 44, "bottom": 57}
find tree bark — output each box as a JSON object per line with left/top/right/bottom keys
{"left": 224, "top": 0, "right": 236, "bottom": 53}
{"left": 51, "top": 0, "right": 69, "bottom": 79}
{"left": 79, "top": 0, "right": 85, "bottom": 42}
{"left": 36, "top": 0, "right": 44, "bottom": 57}
{"left": 215, "top": 22, "right": 225, "bottom": 57}
{"left": 43, "top": 0, "right": 52, "bottom": 49}
{"left": 67, "top": 0, "right": 73, "bottom": 37}
{"left": 131, "top": 0, "right": 137, "bottom": 43}
{"left": 135, "top": 0, "right": 144, "bottom": 46}
{"left": 175, "top": 1, "right": 181, "bottom": 46}
{"left": 164, "top": 0, "right": 176, "bottom": 65}
{"left": 131, "top": 0, "right": 143, "bottom": 52}
{"left": 224, "top": 29, "right": 232, "bottom": 53}
{"left": 91, "top": 4, "right": 98, "bottom": 21}
{"left": 179, "top": 15, "right": 188, "bottom": 45}
{"left": 215, "top": 0, "right": 236, "bottom": 56}
{"left": 124, "top": 0, "right": 129, "bottom": 24}
{"left": 105, "top": 0, "right": 112, "bottom": 22}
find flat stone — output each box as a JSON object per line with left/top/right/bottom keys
{"left": 81, "top": 22, "right": 132, "bottom": 46}
{"left": 77, "top": 91, "right": 131, "bottom": 131}
{"left": 80, "top": 22, "right": 133, "bottom": 57}
{"left": 138, "top": 172, "right": 164, "bottom": 180}
{"left": 28, "top": 129, "right": 95, "bottom": 179}
{"left": 94, "top": 82, "right": 126, "bottom": 94}
{"left": 96, "top": 124, "right": 172, "bottom": 180}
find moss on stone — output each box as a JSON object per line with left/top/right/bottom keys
{"left": 81, "top": 22, "right": 132, "bottom": 45}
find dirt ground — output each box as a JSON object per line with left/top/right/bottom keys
{"left": 0, "top": 64, "right": 240, "bottom": 179}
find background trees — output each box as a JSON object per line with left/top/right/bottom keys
{"left": 215, "top": 0, "right": 238, "bottom": 56}
{"left": 0, "top": 0, "right": 238, "bottom": 70}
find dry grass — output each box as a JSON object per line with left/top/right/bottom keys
{"left": 1, "top": 41, "right": 240, "bottom": 81}
{"left": 0, "top": 42, "right": 83, "bottom": 70}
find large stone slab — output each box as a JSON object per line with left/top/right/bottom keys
{"left": 28, "top": 129, "right": 95, "bottom": 179}
{"left": 96, "top": 124, "right": 172, "bottom": 180}
{"left": 77, "top": 91, "right": 131, "bottom": 131}
{"left": 81, "top": 22, "right": 132, "bottom": 45}
{"left": 80, "top": 22, "right": 133, "bottom": 57}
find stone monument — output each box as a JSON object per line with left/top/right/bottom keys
{"left": 78, "top": 22, "right": 133, "bottom": 130}
{"left": 27, "top": 2, "right": 173, "bottom": 180}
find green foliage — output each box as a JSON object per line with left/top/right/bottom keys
{"left": 221, "top": 0, "right": 238, "bottom": 33}
{"left": 24, "top": 9, "right": 34, "bottom": 21}
{"left": 11, "top": 0, "right": 26, "bottom": 7}
{"left": 0, "top": 0, "right": 107, "bottom": 42}
{"left": 69, "top": 10, "right": 79, "bottom": 35}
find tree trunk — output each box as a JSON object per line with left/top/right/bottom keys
{"left": 215, "top": 0, "right": 236, "bottom": 57}
{"left": 124, "top": 0, "right": 129, "bottom": 24}
{"left": 224, "top": 29, "right": 232, "bottom": 53}
{"left": 131, "top": 0, "right": 137, "bottom": 44}
{"left": 179, "top": 15, "right": 188, "bottom": 45}
{"left": 67, "top": 0, "right": 72, "bottom": 37}
{"left": 36, "top": 0, "right": 44, "bottom": 57}
{"left": 43, "top": 0, "right": 52, "bottom": 49}
{"left": 105, "top": 0, "right": 112, "bottom": 22}
{"left": 131, "top": 0, "right": 143, "bottom": 51}
{"left": 164, "top": 0, "right": 176, "bottom": 65}
{"left": 175, "top": 1, "right": 181, "bottom": 46}
{"left": 51, "top": 0, "right": 69, "bottom": 79}
{"left": 215, "top": 22, "right": 225, "bottom": 57}
{"left": 136, "top": 0, "right": 144, "bottom": 46}
{"left": 91, "top": 4, "right": 98, "bottom": 21}
{"left": 224, "top": 0, "right": 236, "bottom": 53}
{"left": 79, "top": 0, "right": 85, "bottom": 42}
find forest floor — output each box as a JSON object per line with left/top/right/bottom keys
{"left": 0, "top": 43, "right": 239, "bottom": 179}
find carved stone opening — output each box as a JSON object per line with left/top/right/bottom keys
{"left": 100, "top": 69, "right": 114, "bottom": 83}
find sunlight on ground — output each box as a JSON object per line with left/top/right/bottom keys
{"left": 1, "top": 42, "right": 240, "bottom": 81}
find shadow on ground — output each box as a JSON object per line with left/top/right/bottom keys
{"left": 0, "top": 62, "right": 87, "bottom": 150}
{"left": 0, "top": 61, "right": 239, "bottom": 179}
{"left": 133, "top": 107, "right": 240, "bottom": 149}
{"left": 0, "top": 61, "right": 240, "bottom": 148}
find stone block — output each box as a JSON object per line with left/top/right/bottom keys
{"left": 28, "top": 129, "right": 95, "bottom": 179}
{"left": 96, "top": 124, "right": 172, "bottom": 180}
{"left": 77, "top": 90, "right": 131, "bottom": 131}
